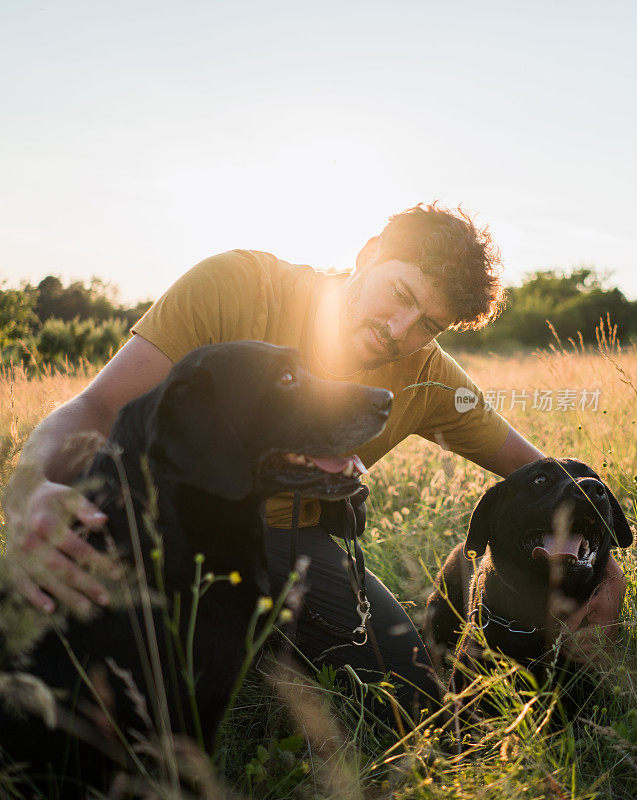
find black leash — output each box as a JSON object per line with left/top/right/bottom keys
{"left": 285, "top": 307, "right": 385, "bottom": 665}
{"left": 290, "top": 491, "right": 301, "bottom": 568}
{"left": 289, "top": 487, "right": 372, "bottom": 646}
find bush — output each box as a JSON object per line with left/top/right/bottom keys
{"left": 11, "top": 317, "right": 129, "bottom": 368}
{"left": 440, "top": 267, "right": 637, "bottom": 351}
{"left": 0, "top": 284, "right": 38, "bottom": 350}
{"left": 0, "top": 274, "right": 150, "bottom": 368}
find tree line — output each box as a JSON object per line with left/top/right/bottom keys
{"left": 1, "top": 267, "right": 635, "bottom": 369}
{"left": 0, "top": 276, "right": 151, "bottom": 368}
{"left": 439, "top": 267, "right": 636, "bottom": 351}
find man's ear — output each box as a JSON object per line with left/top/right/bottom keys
{"left": 355, "top": 236, "right": 381, "bottom": 271}
{"left": 602, "top": 482, "right": 633, "bottom": 547}
{"left": 148, "top": 373, "right": 253, "bottom": 500}
{"left": 464, "top": 482, "right": 502, "bottom": 558}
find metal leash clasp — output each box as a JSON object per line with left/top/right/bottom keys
{"left": 352, "top": 591, "right": 371, "bottom": 646}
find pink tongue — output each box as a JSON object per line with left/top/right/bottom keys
{"left": 532, "top": 534, "right": 584, "bottom": 561}
{"left": 307, "top": 455, "right": 367, "bottom": 474}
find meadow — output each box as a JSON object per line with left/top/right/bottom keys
{"left": 0, "top": 325, "right": 635, "bottom": 799}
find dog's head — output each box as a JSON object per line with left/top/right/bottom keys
{"left": 463, "top": 457, "right": 633, "bottom": 586}
{"left": 147, "top": 341, "right": 392, "bottom": 501}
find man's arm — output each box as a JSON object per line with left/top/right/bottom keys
{"left": 3, "top": 335, "right": 173, "bottom": 612}
{"left": 474, "top": 425, "right": 545, "bottom": 478}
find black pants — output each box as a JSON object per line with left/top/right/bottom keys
{"left": 265, "top": 525, "right": 440, "bottom": 722}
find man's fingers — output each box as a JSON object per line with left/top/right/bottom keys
{"left": 71, "top": 497, "right": 108, "bottom": 529}
{"left": 5, "top": 480, "right": 120, "bottom": 611}
{"left": 12, "top": 536, "right": 118, "bottom": 612}
{"left": 14, "top": 573, "right": 56, "bottom": 614}
{"left": 59, "top": 530, "right": 122, "bottom": 580}
{"left": 26, "top": 483, "right": 107, "bottom": 534}
{"left": 563, "top": 600, "right": 591, "bottom": 632}
{"left": 560, "top": 619, "right": 618, "bottom": 666}
{"left": 39, "top": 575, "right": 95, "bottom": 617}
{"left": 41, "top": 549, "right": 111, "bottom": 610}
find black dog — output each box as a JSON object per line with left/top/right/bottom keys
{"left": 425, "top": 458, "right": 633, "bottom": 706}
{"left": 0, "top": 341, "right": 392, "bottom": 795}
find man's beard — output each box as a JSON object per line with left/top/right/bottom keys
{"left": 339, "top": 281, "right": 399, "bottom": 370}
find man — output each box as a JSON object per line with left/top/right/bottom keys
{"left": 3, "top": 204, "right": 626, "bottom": 713}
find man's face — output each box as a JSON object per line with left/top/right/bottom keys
{"left": 338, "top": 259, "right": 455, "bottom": 371}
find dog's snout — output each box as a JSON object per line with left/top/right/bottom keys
{"left": 371, "top": 389, "right": 393, "bottom": 417}
{"left": 575, "top": 477, "right": 607, "bottom": 502}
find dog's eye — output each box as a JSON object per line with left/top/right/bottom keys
{"left": 533, "top": 473, "right": 548, "bottom": 484}
{"left": 279, "top": 370, "right": 296, "bottom": 386}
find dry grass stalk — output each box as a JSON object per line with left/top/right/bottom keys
{"left": 268, "top": 656, "right": 364, "bottom": 800}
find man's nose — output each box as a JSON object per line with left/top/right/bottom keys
{"left": 387, "top": 310, "right": 420, "bottom": 342}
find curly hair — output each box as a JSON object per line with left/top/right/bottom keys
{"left": 377, "top": 203, "right": 506, "bottom": 331}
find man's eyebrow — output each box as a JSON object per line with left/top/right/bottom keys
{"left": 399, "top": 279, "right": 447, "bottom": 331}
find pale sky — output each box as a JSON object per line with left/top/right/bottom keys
{"left": 2, "top": 0, "right": 636, "bottom": 304}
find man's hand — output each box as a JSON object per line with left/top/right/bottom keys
{"left": 4, "top": 480, "right": 121, "bottom": 615}
{"left": 561, "top": 555, "right": 627, "bottom": 664}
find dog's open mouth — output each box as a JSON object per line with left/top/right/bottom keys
{"left": 526, "top": 516, "right": 602, "bottom": 569}
{"left": 260, "top": 451, "right": 367, "bottom": 498}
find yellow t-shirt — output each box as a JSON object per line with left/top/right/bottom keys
{"left": 132, "top": 250, "right": 510, "bottom": 527}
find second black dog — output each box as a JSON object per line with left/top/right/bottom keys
{"left": 425, "top": 457, "right": 633, "bottom": 704}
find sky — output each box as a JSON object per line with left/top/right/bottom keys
{"left": 2, "top": 0, "right": 636, "bottom": 304}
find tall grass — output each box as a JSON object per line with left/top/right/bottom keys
{"left": 0, "top": 322, "right": 635, "bottom": 798}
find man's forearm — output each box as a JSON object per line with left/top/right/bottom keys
{"left": 5, "top": 395, "right": 113, "bottom": 512}
{"left": 477, "top": 426, "right": 545, "bottom": 478}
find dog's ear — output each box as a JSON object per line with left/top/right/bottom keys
{"left": 149, "top": 373, "right": 253, "bottom": 500}
{"left": 602, "top": 483, "right": 633, "bottom": 548}
{"left": 464, "top": 482, "right": 503, "bottom": 559}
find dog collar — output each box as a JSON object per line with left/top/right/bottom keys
{"left": 470, "top": 592, "right": 538, "bottom": 636}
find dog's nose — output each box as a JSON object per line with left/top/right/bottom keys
{"left": 575, "top": 477, "right": 607, "bottom": 503}
{"left": 371, "top": 389, "right": 393, "bottom": 417}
